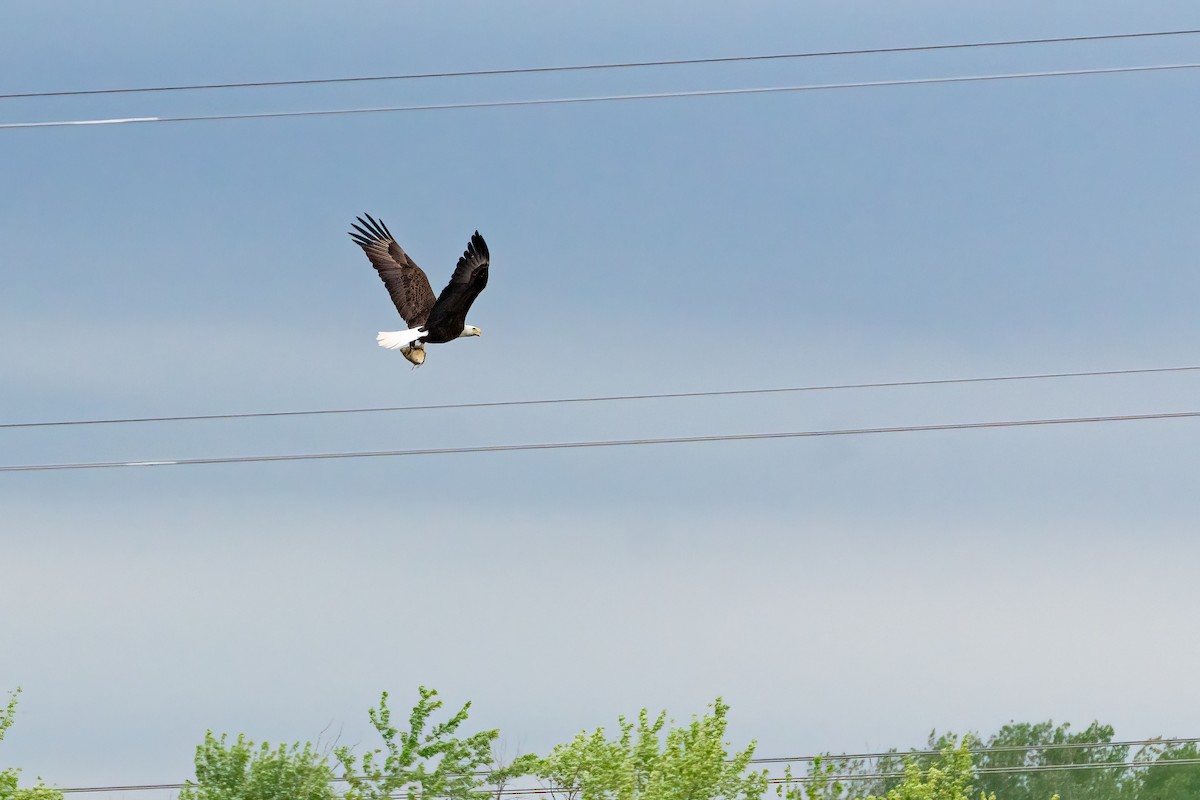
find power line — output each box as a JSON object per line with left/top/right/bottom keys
{"left": 3, "top": 410, "right": 1198, "bottom": 474}
{"left": 454, "top": 759, "right": 1200, "bottom": 798}
{"left": 54, "top": 738, "right": 1200, "bottom": 796}
{"left": 4, "top": 28, "right": 1197, "bottom": 101}
{"left": 442, "top": 759, "right": 1200, "bottom": 798}
{"left": 754, "top": 735, "right": 1200, "bottom": 764}
{"left": 5, "top": 364, "right": 1197, "bottom": 431}
{"left": 55, "top": 748, "right": 1200, "bottom": 794}
{"left": 3, "top": 62, "right": 1198, "bottom": 131}
{"left": 493, "top": 761, "right": 1200, "bottom": 797}
{"left": 975, "top": 759, "right": 1200, "bottom": 775}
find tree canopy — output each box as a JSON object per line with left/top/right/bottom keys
{"left": 523, "top": 698, "right": 768, "bottom": 800}
{"left": 3, "top": 688, "right": 1197, "bottom": 800}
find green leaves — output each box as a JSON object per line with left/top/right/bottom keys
{"left": 1132, "top": 741, "right": 1200, "bottom": 799}
{"left": 171, "top": 686, "right": 497, "bottom": 800}
{"left": 178, "top": 731, "right": 336, "bottom": 800}
{"left": 336, "top": 686, "right": 499, "bottom": 800}
{"left": 0, "top": 690, "right": 18, "bottom": 745}
{"left": 527, "top": 697, "right": 768, "bottom": 800}
{"left": 0, "top": 775, "right": 65, "bottom": 800}
{"left": 971, "top": 721, "right": 1129, "bottom": 800}
{"left": 866, "top": 740, "right": 977, "bottom": 800}
{"left": 774, "top": 755, "right": 864, "bottom": 800}
{"left": 3, "top": 687, "right": 1196, "bottom": 800}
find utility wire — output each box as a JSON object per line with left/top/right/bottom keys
{"left": 54, "top": 739, "right": 1200, "bottom": 794}
{"left": 3, "top": 410, "right": 1198, "bottom": 474}
{"left": 55, "top": 749, "right": 1200, "bottom": 794}
{"left": 4, "top": 364, "right": 1199, "bottom": 431}
{"left": 3, "top": 62, "right": 1198, "bottom": 131}
{"left": 484, "top": 761, "right": 1200, "bottom": 798}
{"left": 545, "top": 758, "right": 1200, "bottom": 794}
{"left": 754, "top": 735, "right": 1200, "bottom": 764}
{"left": 3, "top": 28, "right": 1197, "bottom": 101}
{"left": 974, "top": 759, "right": 1200, "bottom": 775}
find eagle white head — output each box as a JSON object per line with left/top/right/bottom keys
{"left": 461, "top": 325, "right": 482, "bottom": 337}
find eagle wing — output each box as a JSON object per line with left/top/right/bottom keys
{"left": 348, "top": 213, "right": 437, "bottom": 328}
{"left": 424, "top": 231, "right": 490, "bottom": 337}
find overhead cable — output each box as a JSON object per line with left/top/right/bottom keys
{"left": 55, "top": 751, "right": 1200, "bottom": 794}
{"left": 753, "top": 735, "right": 1200, "bottom": 764}
{"left": 3, "top": 410, "right": 1198, "bottom": 474}
{"left": 3, "top": 28, "right": 1198, "bottom": 101}
{"left": 4, "top": 364, "right": 1199, "bottom": 431}
{"left": 486, "top": 760, "right": 1200, "bottom": 798}
{"left": 3, "top": 63, "right": 1198, "bottom": 131}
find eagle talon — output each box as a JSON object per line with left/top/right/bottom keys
{"left": 399, "top": 344, "right": 426, "bottom": 367}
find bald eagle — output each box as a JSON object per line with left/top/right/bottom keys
{"left": 349, "top": 214, "right": 489, "bottom": 367}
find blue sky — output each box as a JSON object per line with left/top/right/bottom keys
{"left": 2, "top": 0, "right": 1200, "bottom": 791}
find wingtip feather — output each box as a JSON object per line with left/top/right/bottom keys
{"left": 378, "top": 216, "right": 396, "bottom": 240}
{"left": 471, "top": 230, "right": 489, "bottom": 260}
{"left": 363, "top": 213, "right": 391, "bottom": 242}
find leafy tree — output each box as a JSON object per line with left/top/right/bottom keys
{"left": 778, "top": 739, "right": 1070, "bottom": 800}
{"left": 335, "top": 686, "right": 498, "bottom": 800}
{"left": 526, "top": 697, "right": 768, "bottom": 800}
{"left": 0, "top": 771, "right": 63, "bottom": 800}
{"left": 0, "top": 689, "right": 63, "bottom": 800}
{"left": 0, "top": 692, "right": 16, "bottom": 743}
{"left": 176, "top": 686, "right": 499, "bottom": 800}
{"left": 778, "top": 741, "right": 976, "bottom": 800}
{"left": 843, "top": 723, "right": 1129, "bottom": 800}
{"left": 178, "top": 732, "right": 335, "bottom": 800}
{"left": 867, "top": 741, "right": 977, "bottom": 800}
{"left": 1132, "top": 741, "right": 1200, "bottom": 799}
{"left": 971, "top": 721, "right": 1129, "bottom": 800}
{"left": 773, "top": 755, "right": 871, "bottom": 800}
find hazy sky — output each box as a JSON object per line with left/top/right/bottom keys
{"left": 2, "top": 0, "right": 1200, "bottom": 793}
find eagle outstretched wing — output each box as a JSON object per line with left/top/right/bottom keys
{"left": 424, "top": 231, "right": 490, "bottom": 338}
{"left": 348, "top": 214, "right": 437, "bottom": 328}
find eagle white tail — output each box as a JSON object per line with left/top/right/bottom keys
{"left": 376, "top": 327, "right": 426, "bottom": 350}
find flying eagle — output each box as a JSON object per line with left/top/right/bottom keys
{"left": 348, "top": 214, "right": 489, "bottom": 367}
